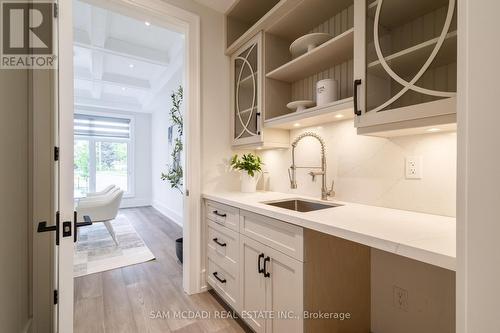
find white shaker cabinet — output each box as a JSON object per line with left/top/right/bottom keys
{"left": 240, "top": 235, "right": 303, "bottom": 333}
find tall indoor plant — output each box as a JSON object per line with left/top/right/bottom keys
{"left": 230, "top": 153, "right": 263, "bottom": 193}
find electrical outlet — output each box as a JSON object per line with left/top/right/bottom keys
{"left": 393, "top": 286, "right": 409, "bottom": 311}
{"left": 405, "top": 156, "right": 422, "bottom": 179}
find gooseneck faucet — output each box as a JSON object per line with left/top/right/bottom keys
{"left": 288, "top": 132, "right": 334, "bottom": 200}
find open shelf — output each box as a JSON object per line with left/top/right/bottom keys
{"left": 367, "top": 31, "right": 457, "bottom": 78}
{"left": 266, "top": 28, "right": 354, "bottom": 83}
{"left": 226, "top": 0, "right": 353, "bottom": 55}
{"left": 264, "top": 97, "right": 353, "bottom": 129}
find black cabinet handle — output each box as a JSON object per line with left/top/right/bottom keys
{"left": 213, "top": 238, "right": 227, "bottom": 247}
{"left": 213, "top": 272, "right": 226, "bottom": 283}
{"left": 263, "top": 256, "right": 271, "bottom": 278}
{"left": 353, "top": 79, "right": 362, "bottom": 116}
{"left": 256, "top": 112, "right": 261, "bottom": 135}
{"left": 258, "top": 253, "right": 265, "bottom": 274}
{"left": 212, "top": 210, "right": 227, "bottom": 218}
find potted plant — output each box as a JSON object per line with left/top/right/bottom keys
{"left": 230, "top": 153, "right": 263, "bottom": 193}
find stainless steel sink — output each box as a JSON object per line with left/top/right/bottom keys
{"left": 262, "top": 199, "right": 342, "bottom": 212}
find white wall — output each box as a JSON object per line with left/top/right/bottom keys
{"left": 160, "top": 0, "right": 241, "bottom": 193}
{"left": 259, "top": 120, "right": 456, "bottom": 217}
{"left": 151, "top": 68, "right": 184, "bottom": 226}
{"left": 127, "top": 112, "right": 153, "bottom": 207}
{"left": 0, "top": 70, "right": 31, "bottom": 331}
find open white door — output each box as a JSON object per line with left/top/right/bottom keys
{"left": 34, "top": 1, "right": 75, "bottom": 332}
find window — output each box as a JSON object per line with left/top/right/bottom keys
{"left": 74, "top": 113, "right": 133, "bottom": 198}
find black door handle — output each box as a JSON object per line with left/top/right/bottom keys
{"left": 73, "top": 212, "right": 93, "bottom": 242}
{"left": 263, "top": 256, "right": 271, "bottom": 278}
{"left": 213, "top": 272, "right": 227, "bottom": 283}
{"left": 213, "top": 238, "right": 227, "bottom": 247}
{"left": 37, "top": 211, "right": 60, "bottom": 245}
{"left": 212, "top": 210, "right": 227, "bottom": 218}
{"left": 353, "top": 79, "right": 362, "bottom": 116}
{"left": 258, "top": 253, "right": 264, "bottom": 274}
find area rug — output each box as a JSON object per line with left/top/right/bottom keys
{"left": 74, "top": 214, "right": 155, "bottom": 277}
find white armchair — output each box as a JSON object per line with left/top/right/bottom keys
{"left": 85, "top": 184, "right": 116, "bottom": 197}
{"left": 76, "top": 189, "right": 124, "bottom": 245}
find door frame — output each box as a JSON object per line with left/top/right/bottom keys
{"left": 65, "top": 0, "right": 203, "bottom": 296}
{"left": 30, "top": 0, "right": 201, "bottom": 331}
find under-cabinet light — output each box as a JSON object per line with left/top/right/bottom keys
{"left": 145, "top": 21, "right": 151, "bottom": 26}
{"left": 426, "top": 128, "right": 441, "bottom": 132}
{"left": 335, "top": 114, "right": 344, "bottom": 119}
{"left": 293, "top": 123, "right": 301, "bottom": 127}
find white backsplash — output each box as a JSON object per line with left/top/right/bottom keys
{"left": 258, "top": 120, "right": 456, "bottom": 217}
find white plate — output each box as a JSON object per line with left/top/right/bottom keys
{"left": 286, "top": 100, "right": 315, "bottom": 112}
{"left": 289, "top": 33, "right": 332, "bottom": 57}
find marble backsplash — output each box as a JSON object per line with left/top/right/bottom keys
{"left": 258, "top": 120, "right": 457, "bottom": 217}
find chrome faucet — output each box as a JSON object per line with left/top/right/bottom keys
{"left": 288, "top": 132, "right": 334, "bottom": 200}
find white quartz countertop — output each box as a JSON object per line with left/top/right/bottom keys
{"left": 202, "top": 191, "right": 456, "bottom": 271}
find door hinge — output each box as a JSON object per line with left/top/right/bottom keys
{"left": 53, "top": 290, "right": 58, "bottom": 304}
{"left": 185, "top": 189, "right": 190, "bottom": 197}
{"left": 53, "top": 3, "right": 58, "bottom": 18}
{"left": 54, "top": 146, "right": 59, "bottom": 161}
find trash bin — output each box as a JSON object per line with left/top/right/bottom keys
{"left": 175, "top": 237, "right": 183, "bottom": 264}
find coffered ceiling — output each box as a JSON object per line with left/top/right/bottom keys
{"left": 73, "top": 0, "right": 184, "bottom": 114}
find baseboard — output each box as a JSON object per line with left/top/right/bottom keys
{"left": 120, "top": 197, "right": 151, "bottom": 208}
{"left": 153, "top": 200, "right": 183, "bottom": 227}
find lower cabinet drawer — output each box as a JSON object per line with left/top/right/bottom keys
{"left": 206, "top": 200, "right": 239, "bottom": 232}
{"left": 207, "top": 220, "right": 239, "bottom": 278}
{"left": 240, "top": 210, "right": 304, "bottom": 261}
{"left": 207, "top": 257, "right": 240, "bottom": 312}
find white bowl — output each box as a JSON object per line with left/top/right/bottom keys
{"left": 289, "top": 33, "right": 332, "bottom": 57}
{"left": 286, "top": 100, "right": 315, "bottom": 112}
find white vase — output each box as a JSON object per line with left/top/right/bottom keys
{"left": 240, "top": 172, "right": 260, "bottom": 193}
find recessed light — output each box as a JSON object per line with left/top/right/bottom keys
{"left": 129, "top": 64, "right": 134, "bottom": 68}
{"left": 293, "top": 123, "right": 301, "bottom": 127}
{"left": 121, "top": 87, "right": 126, "bottom": 91}
{"left": 145, "top": 21, "right": 151, "bottom": 26}
{"left": 426, "top": 128, "right": 441, "bottom": 132}
{"left": 335, "top": 114, "right": 344, "bottom": 119}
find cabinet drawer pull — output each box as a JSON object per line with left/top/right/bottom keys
{"left": 258, "top": 253, "right": 264, "bottom": 274}
{"left": 213, "top": 272, "right": 226, "bottom": 283}
{"left": 213, "top": 238, "right": 227, "bottom": 247}
{"left": 263, "top": 256, "right": 271, "bottom": 278}
{"left": 212, "top": 210, "right": 227, "bottom": 218}
{"left": 353, "top": 79, "right": 362, "bottom": 116}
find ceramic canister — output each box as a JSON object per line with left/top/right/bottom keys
{"left": 316, "top": 79, "right": 338, "bottom": 106}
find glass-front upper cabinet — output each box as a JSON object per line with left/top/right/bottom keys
{"left": 231, "top": 32, "right": 262, "bottom": 147}
{"left": 353, "top": 0, "right": 457, "bottom": 136}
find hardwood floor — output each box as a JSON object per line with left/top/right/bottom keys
{"left": 74, "top": 206, "right": 247, "bottom": 333}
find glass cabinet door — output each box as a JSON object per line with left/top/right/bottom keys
{"left": 232, "top": 34, "right": 261, "bottom": 145}
{"left": 364, "top": 0, "right": 457, "bottom": 114}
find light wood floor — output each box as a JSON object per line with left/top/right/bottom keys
{"left": 74, "top": 206, "right": 247, "bottom": 333}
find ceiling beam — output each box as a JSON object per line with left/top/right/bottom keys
{"left": 141, "top": 42, "right": 184, "bottom": 110}
{"left": 74, "top": 28, "right": 170, "bottom": 67}
{"left": 89, "top": 6, "right": 107, "bottom": 99}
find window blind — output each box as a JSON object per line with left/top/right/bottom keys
{"left": 74, "top": 114, "right": 131, "bottom": 139}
